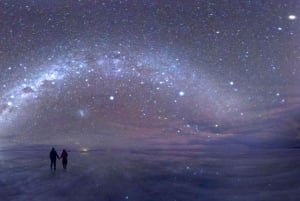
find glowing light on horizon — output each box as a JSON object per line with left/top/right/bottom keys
{"left": 81, "top": 147, "right": 89, "bottom": 152}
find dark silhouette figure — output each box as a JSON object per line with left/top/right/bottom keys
{"left": 49, "top": 147, "right": 60, "bottom": 170}
{"left": 60, "top": 149, "right": 68, "bottom": 170}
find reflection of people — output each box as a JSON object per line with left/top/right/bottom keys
{"left": 49, "top": 147, "right": 60, "bottom": 170}
{"left": 60, "top": 149, "right": 68, "bottom": 170}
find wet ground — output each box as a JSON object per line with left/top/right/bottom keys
{"left": 1, "top": 144, "right": 300, "bottom": 201}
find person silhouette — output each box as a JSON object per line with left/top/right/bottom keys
{"left": 49, "top": 147, "right": 60, "bottom": 170}
{"left": 60, "top": 149, "right": 68, "bottom": 170}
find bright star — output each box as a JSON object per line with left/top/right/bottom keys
{"left": 288, "top": 15, "right": 296, "bottom": 20}
{"left": 79, "top": 109, "right": 85, "bottom": 117}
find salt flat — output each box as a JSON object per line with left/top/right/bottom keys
{"left": 1, "top": 144, "right": 299, "bottom": 201}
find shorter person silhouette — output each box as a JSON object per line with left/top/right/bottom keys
{"left": 49, "top": 147, "right": 60, "bottom": 170}
{"left": 60, "top": 149, "right": 68, "bottom": 170}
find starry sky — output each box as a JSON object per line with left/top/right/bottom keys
{"left": 0, "top": 0, "right": 299, "bottom": 147}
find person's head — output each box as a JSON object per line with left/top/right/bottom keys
{"left": 52, "top": 147, "right": 55, "bottom": 151}
{"left": 63, "top": 149, "right": 66, "bottom": 152}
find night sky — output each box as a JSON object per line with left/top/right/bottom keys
{"left": 0, "top": 0, "right": 299, "bottom": 147}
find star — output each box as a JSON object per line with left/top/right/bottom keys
{"left": 78, "top": 109, "right": 85, "bottom": 118}
{"left": 179, "top": 91, "right": 185, "bottom": 96}
{"left": 288, "top": 15, "right": 297, "bottom": 20}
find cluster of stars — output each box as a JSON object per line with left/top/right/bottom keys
{"left": 0, "top": 46, "right": 247, "bottom": 133}
{"left": 0, "top": 1, "right": 298, "bottom": 142}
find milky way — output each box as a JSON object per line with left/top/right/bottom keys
{"left": 0, "top": 1, "right": 299, "bottom": 146}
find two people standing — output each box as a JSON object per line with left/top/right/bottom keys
{"left": 49, "top": 147, "right": 68, "bottom": 170}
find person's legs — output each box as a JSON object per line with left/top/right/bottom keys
{"left": 50, "top": 160, "right": 54, "bottom": 169}
{"left": 63, "top": 159, "right": 67, "bottom": 170}
{"left": 53, "top": 159, "right": 56, "bottom": 170}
